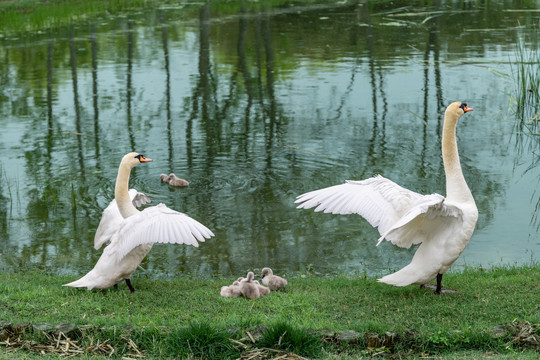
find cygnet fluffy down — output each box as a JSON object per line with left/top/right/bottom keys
{"left": 239, "top": 272, "right": 260, "bottom": 299}
{"left": 253, "top": 280, "right": 271, "bottom": 296}
{"left": 220, "top": 275, "right": 269, "bottom": 298}
{"left": 220, "top": 284, "right": 242, "bottom": 298}
{"left": 261, "top": 267, "right": 287, "bottom": 291}
{"left": 168, "top": 173, "right": 189, "bottom": 187}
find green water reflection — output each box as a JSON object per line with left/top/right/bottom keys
{"left": 0, "top": 1, "right": 538, "bottom": 278}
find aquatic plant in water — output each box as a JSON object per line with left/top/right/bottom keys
{"left": 511, "top": 38, "right": 540, "bottom": 137}
{"left": 510, "top": 35, "right": 540, "bottom": 231}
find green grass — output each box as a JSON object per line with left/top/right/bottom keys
{"left": 0, "top": 0, "right": 351, "bottom": 37}
{"left": 0, "top": 265, "right": 539, "bottom": 358}
{"left": 258, "top": 321, "right": 323, "bottom": 357}
{"left": 1, "top": 265, "right": 537, "bottom": 331}
{"left": 0, "top": 0, "right": 152, "bottom": 35}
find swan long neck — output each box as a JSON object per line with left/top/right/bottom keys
{"left": 442, "top": 111, "right": 474, "bottom": 203}
{"left": 115, "top": 161, "right": 138, "bottom": 218}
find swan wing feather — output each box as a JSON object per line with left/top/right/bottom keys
{"left": 110, "top": 203, "right": 214, "bottom": 261}
{"left": 377, "top": 195, "right": 464, "bottom": 248}
{"left": 295, "top": 175, "right": 424, "bottom": 235}
{"left": 94, "top": 189, "right": 151, "bottom": 250}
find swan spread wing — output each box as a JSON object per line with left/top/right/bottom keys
{"left": 110, "top": 203, "right": 215, "bottom": 261}
{"left": 296, "top": 175, "right": 464, "bottom": 249}
{"left": 295, "top": 175, "right": 425, "bottom": 235}
{"left": 377, "top": 195, "right": 463, "bottom": 249}
{"left": 94, "top": 189, "right": 151, "bottom": 250}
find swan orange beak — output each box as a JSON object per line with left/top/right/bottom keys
{"left": 140, "top": 156, "right": 152, "bottom": 162}
{"left": 463, "top": 106, "right": 473, "bottom": 112}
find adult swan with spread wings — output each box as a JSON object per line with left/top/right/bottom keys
{"left": 295, "top": 102, "right": 478, "bottom": 294}
{"left": 64, "top": 152, "right": 214, "bottom": 292}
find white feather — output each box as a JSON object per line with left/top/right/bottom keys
{"left": 94, "top": 189, "right": 151, "bottom": 250}
{"left": 106, "top": 204, "right": 213, "bottom": 261}
{"left": 296, "top": 175, "right": 423, "bottom": 235}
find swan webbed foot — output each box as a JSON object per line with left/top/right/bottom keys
{"left": 420, "top": 284, "right": 457, "bottom": 294}
{"left": 437, "top": 289, "right": 458, "bottom": 294}
{"left": 125, "top": 278, "right": 136, "bottom": 293}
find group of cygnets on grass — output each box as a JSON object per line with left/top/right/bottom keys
{"left": 160, "top": 173, "right": 288, "bottom": 300}
{"left": 220, "top": 267, "right": 287, "bottom": 299}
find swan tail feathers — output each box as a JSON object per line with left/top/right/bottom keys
{"left": 377, "top": 266, "right": 421, "bottom": 287}
{"left": 63, "top": 270, "right": 102, "bottom": 290}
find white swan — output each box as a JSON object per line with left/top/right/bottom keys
{"left": 295, "top": 102, "right": 478, "bottom": 294}
{"left": 64, "top": 152, "right": 214, "bottom": 292}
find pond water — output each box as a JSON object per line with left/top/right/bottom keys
{"left": 0, "top": 1, "right": 538, "bottom": 279}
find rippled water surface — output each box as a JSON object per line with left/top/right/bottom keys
{"left": 0, "top": 1, "right": 538, "bottom": 278}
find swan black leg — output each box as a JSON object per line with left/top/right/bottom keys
{"left": 421, "top": 273, "right": 457, "bottom": 295}
{"left": 435, "top": 273, "right": 443, "bottom": 294}
{"left": 125, "top": 279, "right": 136, "bottom": 293}
{"left": 435, "top": 273, "right": 458, "bottom": 294}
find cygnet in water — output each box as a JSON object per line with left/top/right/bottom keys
{"left": 168, "top": 173, "right": 189, "bottom": 187}
{"left": 160, "top": 174, "right": 170, "bottom": 183}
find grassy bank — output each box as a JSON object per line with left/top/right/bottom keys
{"left": 0, "top": 265, "right": 538, "bottom": 358}
{"left": 0, "top": 0, "right": 158, "bottom": 34}
{"left": 0, "top": 0, "right": 338, "bottom": 36}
